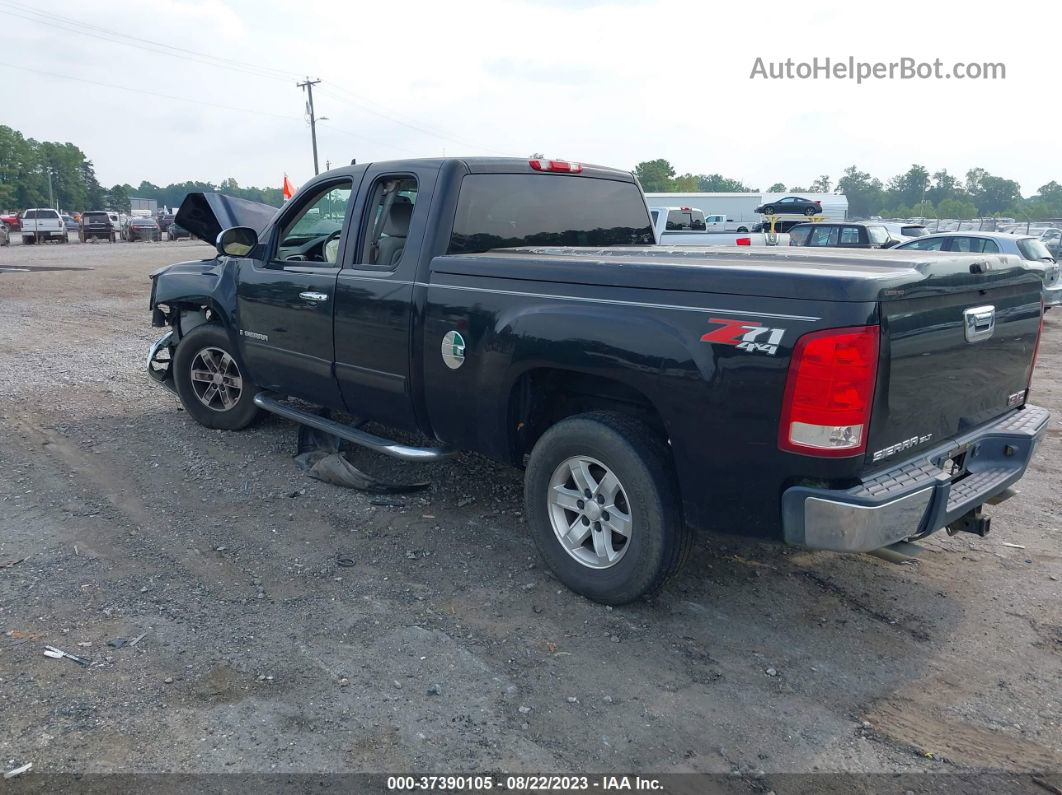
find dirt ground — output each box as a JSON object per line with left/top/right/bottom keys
{"left": 0, "top": 236, "right": 1060, "bottom": 782}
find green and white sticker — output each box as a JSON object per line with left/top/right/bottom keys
{"left": 441, "top": 330, "right": 466, "bottom": 369}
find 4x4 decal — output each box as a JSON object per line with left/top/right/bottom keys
{"left": 701, "top": 317, "right": 786, "bottom": 355}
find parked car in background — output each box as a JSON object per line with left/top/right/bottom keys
{"left": 158, "top": 213, "right": 175, "bottom": 234}
{"left": 754, "top": 196, "right": 821, "bottom": 216}
{"left": 788, "top": 222, "right": 901, "bottom": 249}
{"left": 61, "top": 213, "right": 79, "bottom": 232}
{"left": 168, "top": 220, "right": 191, "bottom": 240}
{"left": 20, "top": 208, "right": 68, "bottom": 244}
{"left": 79, "top": 211, "right": 117, "bottom": 242}
{"left": 0, "top": 221, "right": 9, "bottom": 246}
{"left": 882, "top": 222, "right": 928, "bottom": 240}
{"left": 1, "top": 212, "right": 20, "bottom": 231}
{"left": 123, "top": 216, "right": 161, "bottom": 242}
{"left": 1038, "top": 228, "right": 1062, "bottom": 259}
{"left": 752, "top": 219, "right": 807, "bottom": 234}
{"left": 895, "top": 231, "right": 1061, "bottom": 306}
{"left": 650, "top": 206, "right": 787, "bottom": 246}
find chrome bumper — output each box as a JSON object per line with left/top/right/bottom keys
{"left": 781, "top": 405, "right": 1050, "bottom": 552}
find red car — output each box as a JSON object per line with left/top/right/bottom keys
{"left": 1, "top": 212, "right": 20, "bottom": 231}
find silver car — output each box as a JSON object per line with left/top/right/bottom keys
{"left": 895, "top": 231, "right": 1061, "bottom": 306}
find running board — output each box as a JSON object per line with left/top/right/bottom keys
{"left": 252, "top": 392, "right": 456, "bottom": 463}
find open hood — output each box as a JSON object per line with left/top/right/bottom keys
{"left": 174, "top": 192, "right": 278, "bottom": 244}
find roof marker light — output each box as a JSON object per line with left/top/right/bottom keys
{"left": 529, "top": 159, "right": 583, "bottom": 174}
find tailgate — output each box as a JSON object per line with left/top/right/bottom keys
{"left": 866, "top": 266, "right": 1042, "bottom": 466}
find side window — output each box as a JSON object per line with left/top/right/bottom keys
{"left": 950, "top": 236, "right": 981, "bottom": 253}
{"left": 839, "top": 226, "right": 862, "bottom": 245}
{"left": 866, "top": 226, "right": 888, "bottom": 245}
{"left": 650, "top": 209, "right": 659, "bottom": 225}
{"left": 357, "top": 175, "right": 418, "bottom": 269}
{"left": 275, "top": 181, "right": 353, "bottom": 264}
{"left": 982, "top": 240, "right": 999, "bottom": 253}
{"left": 788, "top": 225, "right": 811, "bottom": 245}
{"left": 903, "top": 237, "right": 946, "bottom": 251}
{"left": 809, "top": 225, "right": 838, "bottom": 246}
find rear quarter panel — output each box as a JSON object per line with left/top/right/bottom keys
{"left": 420, "top": 261, "right": 878, "bottom": 538}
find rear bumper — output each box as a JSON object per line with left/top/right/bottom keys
{"left": 781, "top": 405, "right": 1050, "bottom": 552}
{"left": 1044, "top": 283, "right": 1062, "bottom": 307}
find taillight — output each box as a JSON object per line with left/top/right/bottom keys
{"left": 529, "top": 158, "right": 582, "bottom": 174}
{"left": 779, "top": 325, "right": 880, "bottom": 457}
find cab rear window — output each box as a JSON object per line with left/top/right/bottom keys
{"left": 448, "top": 175, "right": 654, "bottom": 254}
{"left": 1017, "top": 238, "right": 1053, "bottom": 261}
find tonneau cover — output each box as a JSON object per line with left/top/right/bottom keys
{"left": 431, "top": 246, "right": 1038, "bottom": 304}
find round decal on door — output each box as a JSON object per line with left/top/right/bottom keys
{"left": 441, "top": 330, "right": 466, "bottom": 370}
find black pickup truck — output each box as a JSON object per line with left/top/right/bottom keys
{"left": 146, "top": 157, "right": 1048, "bottom": 604}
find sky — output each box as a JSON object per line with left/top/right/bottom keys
{"left": 1, "top": 0, "right": 1058, "bottom": 195}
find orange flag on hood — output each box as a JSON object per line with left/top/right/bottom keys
{"left": 283, "top": 174, "right": 296, "bottom": 201}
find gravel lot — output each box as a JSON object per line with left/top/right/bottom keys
{"left": 0, "top": 237, "right": 1060, "bottom": 782}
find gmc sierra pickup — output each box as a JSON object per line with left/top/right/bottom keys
{"left": 146, "top": 157, "right": 1049, "bottom": 605}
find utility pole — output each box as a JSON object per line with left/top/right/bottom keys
{"left": 47, "top": 169, "right": 54, "bottom": 210}
{"left": 297, "top": 77, "right": 322, "bottom": 175}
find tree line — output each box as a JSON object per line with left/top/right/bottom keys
{"left": 0, "top": 125, "right": 283, "bottom": 214}
{"left": 3, "top": 124, "right": 1058, "bottom": 221}
{"left": 635, "top": 159, "right": 1062, "bottom": 220}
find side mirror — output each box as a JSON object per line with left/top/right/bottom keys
{"left": 216, "top": 226, "right": 258, "bottom": 257}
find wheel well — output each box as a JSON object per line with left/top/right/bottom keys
{"left": 507, "top": 369, "right": 668, "bottom": 465}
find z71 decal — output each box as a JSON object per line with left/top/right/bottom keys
{"left": 700, "top": 317, "right": 786, "bottom": 355}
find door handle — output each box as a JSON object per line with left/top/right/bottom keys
{"left": 299, "top": 291, "right": 329, "bottom": 303}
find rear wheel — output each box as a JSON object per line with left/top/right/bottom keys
{"left": 172, "top": 325, "right": 259, "bottom": 430}
{"left": 524, "top": 411, "right": 691, "bottom": 605}
{"left": 804, "top": 206, "right": 816, "bottom": 216}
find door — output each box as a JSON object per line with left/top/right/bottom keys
{"left": 333, "top": 164, "right": 437, "bottom": 431}
{"left": 235, "top": 178, "right": 356, "bottom": 406}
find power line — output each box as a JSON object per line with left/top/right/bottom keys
{"left": 2, "top": 0, "right": 519, "bottom": 156}
{"left": 320, "top": 86, "right": 511, "bottom": 156}
{"left": 0, "top": 60, "right": 304, "bottom": 122}
{"left": 0, "top": 60, "right": 437, "bottom": 159}
{"left": 0, "top": 0, "right": 301, "bottom": 82}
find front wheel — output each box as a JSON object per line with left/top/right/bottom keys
{"left": 762, "top": 205, "right": 775, "bottom": 215}
{"left": 172, "top": 324, "right": 260, "bottom": 430}
{"left": 524, "top": 412, "right": 691, "bottom": 605}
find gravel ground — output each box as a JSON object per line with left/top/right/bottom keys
{"left": 0, "top": 237, "right": 1060, "bottom": 783}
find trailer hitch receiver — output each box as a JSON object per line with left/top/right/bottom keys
{"left": 946, "top": 506, "right": 991, "bottom": 538}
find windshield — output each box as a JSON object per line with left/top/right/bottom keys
{"left": 1017, "top": 237, "right": 1053, "bottom": 261}
{"left": 901, "top": 226, "right": 928, "bottom": 237}
{"left": 84, "top": 213, "right": 109, "bottom": 222}
{"left": 449, "top": 175, "right": 654, "bottom": 254}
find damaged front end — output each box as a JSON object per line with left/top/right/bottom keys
{"left": 146, "top": 330, "right": 175, "bottom": 390}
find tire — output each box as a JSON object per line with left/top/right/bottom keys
{"left": 22, "top": 236, "right": 33, "bottom": 245}
{"left": 804, "top": 206, "right": 816, "bottom": 216}
{"left": 736, "top": 226, "right": 748, "bottom": 233}
{"left": 762, "top": 205, "right": 775, "bottom": 215}
{"left": 172, "top": 325, "right": 260, "bottom": 430}
{"left": 524, "top": 411, "right": 691, "bottom": 605}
